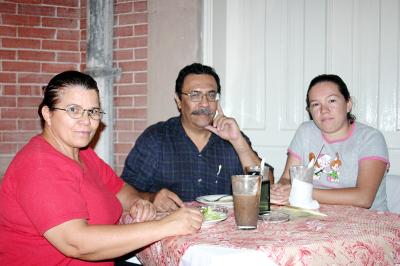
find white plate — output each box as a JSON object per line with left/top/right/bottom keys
{"left": 198, "top": 205, "right": 229, "bottom": 227}
{"left": 196, "top": 194, "right": 233, "bottom": 207}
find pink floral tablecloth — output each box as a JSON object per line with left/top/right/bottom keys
{"left": 132, "top": 204, "right": 400, "bottom": 266}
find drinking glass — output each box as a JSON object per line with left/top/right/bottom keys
{"left": 231, "top": 175, "right": 261, "bottom": 229}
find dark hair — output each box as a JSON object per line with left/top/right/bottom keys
{"left": 175, "top": 63, "right": 221, "bottom": 99}
{"left": 38, "top": 70, "right": 99, "bottom": 128}
{"left": 306, "top": 74, "right": 356, "bottom": 123}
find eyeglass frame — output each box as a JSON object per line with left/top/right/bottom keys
{"left": 52, "top": 104, "right": 105, "bottom": 120}
{"left": 180, "top": 90, "right": 220, "bottom": 102}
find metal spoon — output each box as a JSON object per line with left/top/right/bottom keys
{"left": 203, "top": 195, "right": 230, "bottom": 202}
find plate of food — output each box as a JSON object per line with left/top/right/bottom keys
{"left": 196, "top": 194, "right": 233, "bottom": 207}
{"left": 198, "top": 205, "right": 229, "bottom": 227}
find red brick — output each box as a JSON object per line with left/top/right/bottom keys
{"left": 18, "top": 73, "right": 54, "bottom": 84}
{"left": 0, "top": 96, "right": 16, "bottom": 107}
{"left": 1, "top": 108, "right": 38, "bottom": 119}
{"left": 134, "top": 24, "right": 147, "bottom": 36}
{"left": 57, "top": 52, "right": 81, "bottom": 63}
{"left": 116, "top": 84, "right": 146, "bottom": 95}
{"left": 133, "top": 120, "right": 147, "bottom": 131}
{"left": 19, "top": 4, "right": 55, "bottom": 16}
{"left": 118, "top": 13, "right": 147, "bottom": 26}
{"left": 2, "top": 38, "right": 41, "bottom": 49}
{"left": 2, "top": 131, "right": 38, "bottom": 142}
{"left": 133, "top": 95, "right": 146, "bottom": 107}
{"left": 0, "top": 26, "right": 17, "bottom": 37}
{"left": 3, "top": 86, "right": 18, "bottom": 96}
{"left": 2, "top": 61, "right": 41, "bottom": 72}
{"left": 0, "top": 143, "right": 18, "bottom": 154}
{"left": 114, "top": 96, "right": 133, "bottom": 106}
{"left": 42, "top": 63, "right": 79, "bottom": 73}
{"left": 114, "top": 2, "right": 133, "bottom": 14}
{"left": 114, "top": 25, "right": 134, "bottom": 37}
{"left": 118, "top": 108, "right": 146, "bottom": 119}
{"left": 114, "top": 72, "right": 133, "bottom": 84}
{"left": 114, "top": 143, "right": 134, "bottom": 154}
{"left": 134, "top": 72, "right": 147, "bottom": 83}
{"left": 79, "top": 41, "right": 87, "bottom": 52}
{"left": 18, "top": 119, "right": 41, "bottom": 130}
{"left": 0, "top": 50, "right": 16, "bottom": 60}
{"left": 0, "top": 120, "right": 17, "bottom": 130}
{"left": 19, "top": 85, "right": 44, "bottom": 96}
{"left": 57, "top": 29, "right": 80, "bottom": 40}
{"left": 119, "top": 36, "right": 147, "bottom": 48}
{"left": 42, "top": 0, "right": 80, "bottom": 8}
{"left": 117, "top": 131, "right": 140, "bottom": 142}
{"left": 0, "top": 3, "right": 16, "bottom": 14}
{"left": 18, "top": 50, "right": 55, "bottom": 61}
{"left": 18, "top": 27, "right": 56, "bottom": 39}
{"left": 57, "top": 7, "right": 80, "bottom": 18}
{"left": 113, "top": 120, "right": 133, "bottom": 131}
{"left": 4, "top": 0, "right": 41, "bottom": 4}
{"left": 2, "top": 14, "right": 40, "bottom": 27}
{"left": 134, "top": 48, "right": 147, "bottom": 59}
{"left": 42, "top": 17, "right": 78, "bottom": 29}
{"left": 17, "top": 97, "right": 42, "bottom": 107}
{"left": 0, "top": 73, "right": 17, "bottom": 83}
{"left": 134, "top": 1, "right": 147, "bottom": 12}
{"left": 42, "top": 40, "right": 79, "bottom": 51}
{"left": 118, "top": 61, "right": 147, "bottom": 72}
{"left": 114, "top": 49, "right": 134, "bottom": 61}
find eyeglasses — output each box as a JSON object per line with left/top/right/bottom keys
{"left": 53, "top": 105, "right": 105, "bottom": 120}
{"left": 180, "top": 90, "right": 219, "bottom": 102}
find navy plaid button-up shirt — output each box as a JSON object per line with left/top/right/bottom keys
{"left": 121, "top": 116, "right": 252, "bottom": 202}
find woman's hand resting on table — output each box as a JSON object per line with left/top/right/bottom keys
{"left": 159, "top": 207, "right": 203, "bottom": 236}
{"left": 270, "top": 183, "right": 291, "bottom": 206}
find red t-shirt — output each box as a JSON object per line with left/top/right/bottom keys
{"left": 0, "top": 135, "right": 124, "bottom": 265}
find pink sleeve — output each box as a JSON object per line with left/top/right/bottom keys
{"left": 288, "top": 148, "right": 302, "bottom": 161}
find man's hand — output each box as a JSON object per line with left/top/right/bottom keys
{"left": 205, "top": 103, "right": 242, "bottom": 143}
{"left": 152, "top": 188, "right": 184, "bottom": 212}
{"left": 129, "top": 199, "right": 157, "bottom": 222}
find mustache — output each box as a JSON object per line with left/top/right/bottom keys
{"left": 191, "top": 108, "right": 215, "bottom": 116}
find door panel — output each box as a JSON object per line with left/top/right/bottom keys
{"left": 203, "top": 0, "right": 400, "bottom": 176}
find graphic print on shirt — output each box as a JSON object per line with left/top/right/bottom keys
{"left": 309, "top": 152, "right": 342, "bottom": 183}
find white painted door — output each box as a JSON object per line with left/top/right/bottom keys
{"left": 203, "top": 0, "right": 400, "bottom": 177}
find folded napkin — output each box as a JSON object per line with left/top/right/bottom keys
{"left": 289, "top": 177, "right": 319, "bottom": 210}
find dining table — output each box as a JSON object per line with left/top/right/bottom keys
{"left": 121, "top": 203, "right": 400, "bottom": 266}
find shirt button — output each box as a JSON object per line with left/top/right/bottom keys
{"left": 198, "top": 154, "right": 202, "bottom": 157}
{"left": 198, "top": 178, "right": 202, "bottom": 182}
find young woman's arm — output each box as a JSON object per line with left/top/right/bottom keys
{"left": 313, "top": 159, "right": 387, "bottom": 208}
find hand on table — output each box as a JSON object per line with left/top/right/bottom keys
{"left": 129, "top": 199, "right": 157, "bottom": 222}
{"left": 270, "top": 183, "right": 291, "bottom": 205}
{"left": 161, "top": 207, "right": 203, "bottom": 236}
{"left": 152, "top": 188, "right": 184, "bottom": 212}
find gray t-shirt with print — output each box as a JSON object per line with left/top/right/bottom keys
{"left": 289, "top": 121, "right": 389, "bottom": 211}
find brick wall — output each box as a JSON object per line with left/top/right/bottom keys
{"left": 113, "top": 0, "right": 148, "bottom": 175}
{"left": 0, "top": 0, "right": 148, "bottom": 178}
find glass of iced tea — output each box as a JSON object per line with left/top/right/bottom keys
{"left": 231, "top": 175, "right": 261, "bottom": 230}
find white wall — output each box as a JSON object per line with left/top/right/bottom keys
{"left": 148, "top": 0, "right": 202, "bottom": 125}
{"left": 204, "top": 0, "right": 400, "bottom": 177}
